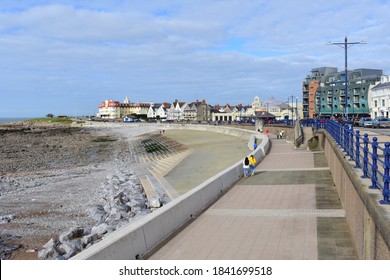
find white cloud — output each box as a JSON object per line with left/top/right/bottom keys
{"left": 0, "top": 0, "right": 390, "bottom": 117}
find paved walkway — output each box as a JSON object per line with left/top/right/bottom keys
{"left": 148, "top": 133, "right": 357, "bottom": 260}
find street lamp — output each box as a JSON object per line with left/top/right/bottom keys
{"left": 328, "top": 36, "right": 366, "bottom": 119}
{"left": 291, "top": 95, "right": 294, "bottom": 123}
{"left": 331, "top": 83, "right": 334, "bottom": 116}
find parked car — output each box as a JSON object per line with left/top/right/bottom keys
{"left": 372, "top": 117, "right": 390, "bottom": 128}
{"left": 358, "top": 117, "right": 373, "bottom": 127}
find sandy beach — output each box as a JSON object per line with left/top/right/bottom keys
{"left": 163, "top": 129, "right": 250, "bottom": 194}
{"left": 0, "top": 122, "right": 252, "bottom": 260}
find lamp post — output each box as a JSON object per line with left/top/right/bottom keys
{"left": 289, "top": 95, "right": 294, "bottom": 126}
{"left": 287, "top": 97, "right": 290, "bottom": 121}
{"left": 328, "top": 36, "right": 366, "bottom": 119}
{"left": 331, "top": 83, "right": 334, "bottom": 116}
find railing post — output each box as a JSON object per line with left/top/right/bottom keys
{"left": 355, "top": 130, "right": 361, "bottom": 168}
{"left": 338, "top": 122, "right": 342, "bottom": 145}
{"left": 349, "top": 125, "right": 354, "bottom": 160}
{"left": 370, "top": 137, "right": 379, "bottom": 189}
{"left": 362, "top": 133, "right": 369, "bottom": 178}
{"left": 343, "top": 125, "right": 350, "bottom": 156}
{"left": 380, "top": 142, "right": 390, "bottom": 204}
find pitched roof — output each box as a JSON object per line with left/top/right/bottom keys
{"left": 372, "top": 82, "right": 390, "bottom": 90}
{"left": 255, "top": 110, "right": 275, "bottom": 118}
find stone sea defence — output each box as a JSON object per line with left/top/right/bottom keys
{"left": 38, "top": 170, "right": 152, "bottom": 260}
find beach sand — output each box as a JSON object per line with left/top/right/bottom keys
{"left": 163, "top": 129, "right": 250, "bottom": 194}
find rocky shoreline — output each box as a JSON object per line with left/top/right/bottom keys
{"left": 0, "top": 122, "right": 163, "bottom": 260}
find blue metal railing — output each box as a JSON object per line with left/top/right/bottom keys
{"left": 320, "top": 120, "right": 390, "bottom": 205}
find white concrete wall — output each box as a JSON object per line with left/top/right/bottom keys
{"left": 72, "top": 125, "right": 269, "bottom": 260}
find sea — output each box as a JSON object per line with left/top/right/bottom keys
{"left": 0, "top": 118, "right": 33, "bottom": 124}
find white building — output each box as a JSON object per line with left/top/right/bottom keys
{"left": 166, "top": 100, "right": 187, "bottom": 121}
{"left": 97, "top": 100, "right": 121, "bottom": 119}
{"left": 369, "top": 75, "right": 390, "bottom": 118}
{"left": 147, "top": 103, "right": 169, "bottom": 119}
{"left": 182, "top": 102, "right": 198, "bottom": 122}
{"left": 97, "top": 98, "right": 152, "bottom": 120}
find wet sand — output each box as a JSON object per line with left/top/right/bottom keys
{"left": 162, "top": 129, "right": 251, "bottom": 194}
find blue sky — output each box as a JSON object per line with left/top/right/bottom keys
{"left": 1, "top": 0, "right": 390, "bottom": 117}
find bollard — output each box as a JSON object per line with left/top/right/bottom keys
{"left": 370, "top": 137, "right": 379, "bottom": 189}
{"left": 380, "top": 142, "right": 390, "bottom": 204}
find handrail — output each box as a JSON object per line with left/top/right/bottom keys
{"left": 321, "top": 120, "right": 390, "bottom": 205}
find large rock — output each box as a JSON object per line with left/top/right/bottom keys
{"left": 38, "top": 246, "right": 62, "bottom": 260}
{"left": 89, "top": 205, "right": 106, "bottom": 222}
{"left": 60, "top": 240, "right": 83, "bottom": 259}
{"left": 148, "top": 196, "right": 161, "bottom": 208}
{"left": 82, "top": 233, "right": 99, "bottom": 246}
{"left": 91, "top": 223, "right": 109, "bottom": 237}
{"left": 59, "top": 227, "right": 89, "bottom": 242}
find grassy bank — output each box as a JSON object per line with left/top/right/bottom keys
{"left": 25, "top": 117, "right": 84, "bottom": 124}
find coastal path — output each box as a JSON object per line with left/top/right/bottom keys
{"left": 147, "top": 132, "right": 357, "bottom": 260}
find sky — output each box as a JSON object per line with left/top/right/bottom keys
{"left": 1, "top": 0, "right": 390, "bottom": 118}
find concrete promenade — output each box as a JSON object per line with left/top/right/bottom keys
{"left": 148, "top": 132, "right": 357, "bottom": 260}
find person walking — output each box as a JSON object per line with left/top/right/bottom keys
{"left": 249, "top": 155, "right": 256, "bottom": 176}
{"left": 243, "top": 157, "right": 250, "bottom": 177}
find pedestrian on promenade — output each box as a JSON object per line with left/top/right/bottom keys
{"left": 243, "top": 157, "right": 250, "bottom": 177}
{"left": 276, "top": 130, "right": 279, "bottom": 139}
{"left": 265, "top": 129, "right": 269, "bottom": 136}
{"left": 253, "top": 141, "right": 257, "bottom": 150}
{"left": 249, "top": 155, "right": 256, "bottom": 176}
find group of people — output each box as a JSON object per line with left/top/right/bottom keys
{"left": 243, "top": 155, "right": 256, "bottom": 177}
{"left": 258, "top": 128, "right": 269, "bottom": 136}
{"left": 244, "top": 128, "right": 285, "bottom": 177}
{"left": 276, "top": 129, "right": 284, "bottom": 139}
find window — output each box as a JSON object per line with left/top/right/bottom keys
{"left": 375, "top": 100, "right": 378, "bottom": 107}
{"left": 383, "top": 99, "right": 386, "bottom": 107}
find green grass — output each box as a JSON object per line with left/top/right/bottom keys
{"left": 25, "top": 117, "right": 85, "bottom": 124}
{"left": 92, "top": 136, "right": 117, "bottom": 143}
{"left": 141, "top": 138, "right": 168, "bottom": 153}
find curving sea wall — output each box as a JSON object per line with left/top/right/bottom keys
{"left": 72, "top": 124, "right": 269, "bottom": 260}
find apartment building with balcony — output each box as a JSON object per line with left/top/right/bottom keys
{"left": 302, "top": 67, "right": 382, "bottom": 118}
